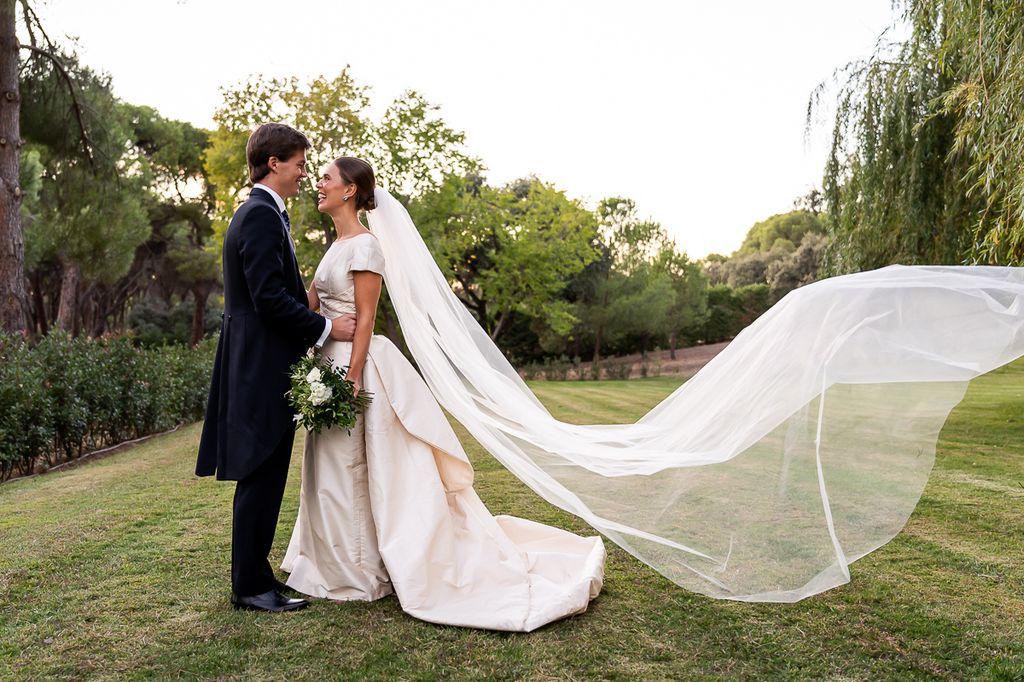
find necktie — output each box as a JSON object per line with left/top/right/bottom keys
{"left": 281, "top": 209, "right": 296, "bottom": 254}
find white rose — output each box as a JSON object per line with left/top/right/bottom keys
{"left": 308, "top": 381, "right": 333, "bottom": 406}
{"left": 306, "top": 367, "right": 323, "bottom": 384}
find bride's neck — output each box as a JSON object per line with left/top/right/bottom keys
{"left": 330, "top": 211, "right": 366, "bottom": 240}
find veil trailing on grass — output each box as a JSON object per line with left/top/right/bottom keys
{"left": 366, "top": 187, "right": 1024, "bottom": 602}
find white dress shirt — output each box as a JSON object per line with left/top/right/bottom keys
{"left": 251, "top": 183, "right": 332, "bottom": 348}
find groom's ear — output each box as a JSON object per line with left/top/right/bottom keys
{"left": 266, "top": 156, "right": 280, "bottom": 175}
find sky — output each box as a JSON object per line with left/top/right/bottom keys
{"left": 32, "top": 0, "right": 897, "bottom": 258}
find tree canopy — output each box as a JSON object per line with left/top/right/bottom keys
{"left": 204, "top": 71, "right": 480, "bottom": 279}
{"left": 816, "top": 0, "right": 1024, "bottom": 271}
{"left": 409, "top": 174, "right": 600, "bottom": 343}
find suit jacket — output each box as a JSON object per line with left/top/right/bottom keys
{"left": 196, "top": 187, "right": 326, "bottom": 480}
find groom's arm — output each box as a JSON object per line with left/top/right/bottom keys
{"left": 238, "top": 205, "right": 330, "bottom": 347}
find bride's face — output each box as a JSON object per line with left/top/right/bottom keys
{"left": 315, "top": 164, "right": 356, "bottom": 213}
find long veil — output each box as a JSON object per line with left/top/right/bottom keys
{"left": 366, "top": 187, "right": 1024, "bottom": 602}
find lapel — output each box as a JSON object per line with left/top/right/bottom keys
{"left": 248, "top": 188, "right": 295, "bottom": 254}
{"left": 247, "top": 187, "right": 304, "bottom": 290}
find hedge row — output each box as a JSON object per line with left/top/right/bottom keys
{"left": 519, "top": 353, "right": 664, "bottom": 381}
{"left": 0, "top": 333, "right": 216, "bottom": 482}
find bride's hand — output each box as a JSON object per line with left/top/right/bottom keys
{"left": 349, "top": 377, "right": 361, "bottom": 397}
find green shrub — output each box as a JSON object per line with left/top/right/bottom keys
{"left": 704, "top": 283, "right": 771, "bottom": 343}
{"left": 32, "top": 333, "right": 91, "bottom": 461}
{"left": 127, "top": 298, "right": 222, "bottom": 348}
{"left": 0, "top": 332, "right": 216, "bottom": 482}
{"left": 603, "top": 359, "right": 634, "bottom": 380}
{"left": 0, "top": 336, "right": 55, "bottom": 478}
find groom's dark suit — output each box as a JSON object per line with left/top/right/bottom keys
{"left": 196, "top": 186, "right": 325, "bottom": 596}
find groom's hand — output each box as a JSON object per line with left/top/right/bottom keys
{"left": 329, "top": 314, "right": 357, "bottom": 342}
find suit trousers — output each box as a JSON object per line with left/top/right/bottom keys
{"left": 231, "top": 428, "right": 295, "bottom": 596}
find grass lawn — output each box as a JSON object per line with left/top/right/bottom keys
{"left": 1, "top": 368, "right": 1023, "bottom": 680}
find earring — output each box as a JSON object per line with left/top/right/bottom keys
{"left": 343, "top": 195, "right": 349, "bottom": 202}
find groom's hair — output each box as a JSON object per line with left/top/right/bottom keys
{"left": 246, "top": 123, "right": 311, "bottom": 183}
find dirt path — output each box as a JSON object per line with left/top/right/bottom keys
{"left": 524, "top": 341, "right": 731, "bottom": 381}
{"left": 593, "top": 342, "right": 730, "bottom": 379}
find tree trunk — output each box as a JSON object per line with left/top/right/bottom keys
{"left": 669, "top": 330, "right": 677, "bottom": 360}
{"left": 0, "top": 0, "right": 26, "bottom": 333}
{"left": 90, "top": 293, "right": 107, "bottom": 337}
{"left": 592, "top": 287, "right": 608, "bottom": 370}
{"left": 56, "top": 260, "right": 81, "bottom": 334}
{"left": 489, "top": 310, "right": 508, "bottom": 341}
{"left": 190, "top": 287, "right": 206, "bottom": 347}
{"left": 45, "top": 266, "right": 58, "bottom": 322}
{"left": 31, "top": 269, "right": 46, "bottom": 336}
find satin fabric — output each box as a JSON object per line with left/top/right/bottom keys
{"left": 282, "top": 235, "right": 605, "bottom": 631}
{"left": 364, "top": 187, "right": 1024, "bottom": 602}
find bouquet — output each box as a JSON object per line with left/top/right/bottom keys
{"left": 287, "top": 354, "right": 373, "bottom": 434}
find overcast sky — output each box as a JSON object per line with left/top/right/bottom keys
{"left": 32, "top": 0, "right": 896, "bottom": 258}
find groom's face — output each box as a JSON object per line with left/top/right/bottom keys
{"left": 269, "top": 150, "right": 309, "bottom": 199}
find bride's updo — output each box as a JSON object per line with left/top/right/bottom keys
{"left": 333, "top": 156, "right": 377, "bottom": 211}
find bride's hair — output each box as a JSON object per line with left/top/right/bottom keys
{"left": 333, "top": 157, "right": 377, "bottom": 211}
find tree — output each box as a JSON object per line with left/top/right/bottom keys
{"left": 369, "top": 90, "right": 481, "bottom": 199}
{"left": 205, "top": 71, "right": 479, "bottom": 278}
{"left": 205, "top": 72, "right": 372, "bottom": 271}
{"left": 19, "top": 48, "right": 169, "bottom": 337}
{"left": 18, "top": 76, "right": 215, "bottom": 343}
{"left": 792, "top": 187, "right": 824, "bottom": 215}
{"left": 122, "top": 104, "right": 215, "bottom": 345}
{"left": 654, "top": 246, "right": 708, "bottom": 355}
{"left": 814, "top": 0, "right": 1024, "bottom": 270}
{"left": 765, "top": 232, "right": 828, "bottom": 300}
{"left": 570, "top": 198, "right": 700, "bottom": 363}
{"left": 604, "top": 264, "right": 676, "bottom": 355}
{"left": 736, "top": 210, "right": 825, "bottom": 255}
{"left": 0, "top": 0, "right": 24, "bottom": 331}
{"left": 703, "top": 209, "right": 827, "bottom": 299}
{"left": 9, "top": 6, "right": 187, "bottom": 340}
{"left": 26, "top": 161, "right": 149, "bottom": 334}
{"left": 410, "top": 174, "right": 600, "bottom": 344}
{"left": 203, "top": 71, "right": 480, "bottom": 351}
{"left": 0, "top": 0, "right": 103, "bottom": 333}
{"left": 703, "top": 283, "right": 771, "bottom": 343}
{"left": 706, "top": 251, "right": 768, "bottom": 289}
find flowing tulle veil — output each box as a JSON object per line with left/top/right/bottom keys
{"left": 366, "top": 187, "right": 1024, "bottom": 602}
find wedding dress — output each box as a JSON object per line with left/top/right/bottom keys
{"left": 281, "top": 233, "right": 606, "bottom": 632}
{"left": 284, "top": 188, "right": 1024, "bottom": 609}
{"left": 352, "top": 188, "right": 1024, "bottom": 604}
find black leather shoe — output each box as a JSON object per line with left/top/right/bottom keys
{"left": 231, "top": 590, "right": 310, "bottom": 613}
{"left": 272, "top": 578, "right": 302, "bottom": 595}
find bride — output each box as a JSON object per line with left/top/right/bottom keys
{"left": 285, "top": 156, "right": 1024, "bottom": 615}
{"left": 281, "top": 157, "right": 605, "bottom": 632}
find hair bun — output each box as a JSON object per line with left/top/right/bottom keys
{"left": 333, "top": 156, "right": 377, "bottom": 212}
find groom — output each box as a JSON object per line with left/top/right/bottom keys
{"left": 196, "top": 123, "right": 356, "bottom": 612}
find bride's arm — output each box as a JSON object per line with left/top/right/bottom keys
{"left": 346, "top": 270, "right": 383, "bottom": 394}
{"left": 307, "top": 282, "right": 320, "bottom": 311}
